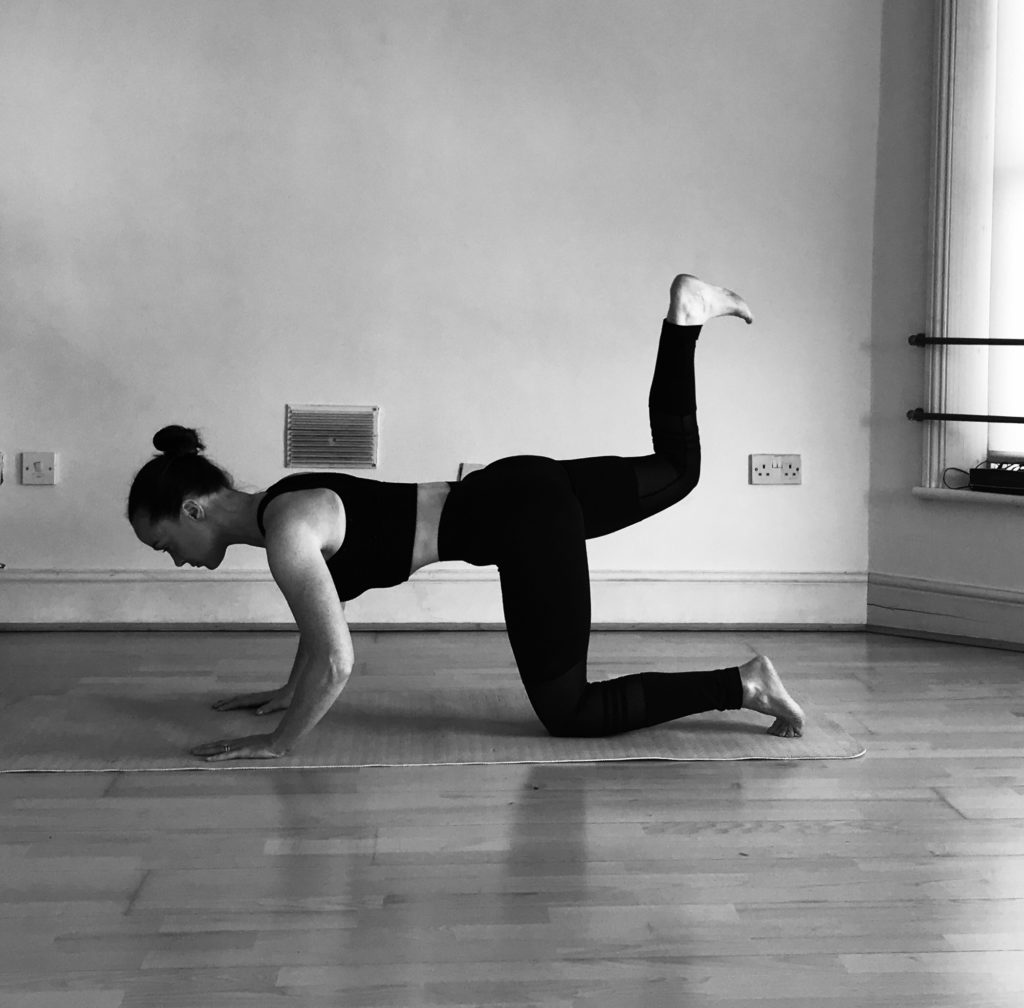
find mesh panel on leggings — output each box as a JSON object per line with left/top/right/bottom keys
{"left": 523, "top": 660, "right": 743, "bottom": 738}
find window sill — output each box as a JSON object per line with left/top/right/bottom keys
{"left": 913, "top": 486, "right": 1024, "bottom": 507}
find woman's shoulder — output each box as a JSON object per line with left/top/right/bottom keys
{"left": 259, "top": 477, "right": 346, "bottom": 549}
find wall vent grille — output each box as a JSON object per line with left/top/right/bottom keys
{"left": 284, "top": 405, "right": 379, "bottom": 468}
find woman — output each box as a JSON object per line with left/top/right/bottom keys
{"left": 129, "top": 274, "right": 805, "bottom": 762}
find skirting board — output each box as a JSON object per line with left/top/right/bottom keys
{"left": 0, "top": 567, "right": 867, "bottom": 627}
{"left": 4, "top": 570, "right": 1023, "bottom": 650}
{"left": 868, "top": 571, "right": 1024, "bottom": 650}
{"left": 0, "top": 622, "right": 869, "bottom": 633}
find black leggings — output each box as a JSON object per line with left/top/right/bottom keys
{"left": 437, "top": 320, "right": 743, "bottom": 737}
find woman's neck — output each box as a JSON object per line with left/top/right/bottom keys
{"left": 210, "top": 488, "right": 267, "bottom": 548}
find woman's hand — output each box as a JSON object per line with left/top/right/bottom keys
{"left": 191, "top": 734, "right": 286, "bottom": 762}
{"left": 211, "top": 687, "right": 293, "bottom": 716}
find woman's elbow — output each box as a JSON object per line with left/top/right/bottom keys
{"left": 324, "top": 654, "right": 352, "bottom": 689}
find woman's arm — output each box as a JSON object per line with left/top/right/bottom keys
{"left": 269, "top": 652, "right": 346, "bottom": 753}
{"left": 271, "top": 632, "right": 311, "bottom": 703}
{"left": 192, "top": 495, "right": 353, "bottom": 761}
{"left": 284, "top": 634, "right": 311, "bottom": 694}
{"left": 264, "top": 519, "right": 354, "bottom": 754}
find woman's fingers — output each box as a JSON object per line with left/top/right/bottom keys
{"left": 191, "top": 734, "right": 284, "bottom": 762}
{"left": 192, "top": 740, "right": 247, "bottom": 760}
{"left": 202, "top": 746, "right": 245, "bottom": 762}
{"left": 212, "top": 690, "right": 288, "bottom": 713}
{"left": 201, "top": 746, "right": 280, "bottom": 762}
{"left": 191, "top": 739, "right": 228, "bottom": 756}
{"left": 212, "top": 692, "right": 267, "bottom": 711}
{"left": 212, "top": 695, "right": 247, "bottom": 711}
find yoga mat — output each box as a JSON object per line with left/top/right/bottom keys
{"left": 0, "top": 678, "right": 864, "bottom": 772}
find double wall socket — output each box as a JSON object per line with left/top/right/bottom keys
{"left": 749, "top": 454, "right": 801, "bottom": 485}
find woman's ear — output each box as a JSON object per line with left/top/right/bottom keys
{"left": 182, "top": 499, "right": 204, "bottom": 521}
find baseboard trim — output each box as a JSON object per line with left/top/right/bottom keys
{"left": 868, "top": 571, "right": 1024, "bottom": 649}
{"left": 4, "top": 569, "right": 1022, "bottom": 651}
{"left": 0, "top": 567, "right": 867, "bottom": 626}
{"left": 0, "top": 622, "right": 870, "bottom": 633}
{"left": 866, "top": 624, "right": 1024, "bottom": 655}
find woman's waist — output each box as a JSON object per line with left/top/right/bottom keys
{"left": 410, "top": 481, "right": 452, "bottom": 574}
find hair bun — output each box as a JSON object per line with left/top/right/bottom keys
{"left": 152, "top": 425, "right": 205, "bottom": 457}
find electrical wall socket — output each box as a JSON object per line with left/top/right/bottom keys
{"left": 749, "top": 454, "right": 801, "bottom": 485}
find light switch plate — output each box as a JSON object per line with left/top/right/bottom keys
{"left": 22, "top": 452, "right": 57, "bottom": 485}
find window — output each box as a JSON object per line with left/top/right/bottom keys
{"left": 988, "top": 0, "right": 1024, "bottom": 458}
{"left": 922, "top": 0, "right": 1024, "bottom": 487}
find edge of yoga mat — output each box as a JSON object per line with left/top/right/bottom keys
{"left": 0, "top": 751, "right": 867, "bottom": 773}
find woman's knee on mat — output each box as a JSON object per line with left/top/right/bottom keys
{"left": 524, "top": 668, "right": 635, "bottom": 739}
{"left": 533, "top": 702, "right": 601, "bottom": 738}
{"left": 532, "top": 699, "right": 627, "bottom": 739}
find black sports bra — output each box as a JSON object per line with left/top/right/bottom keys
{"left": 256, "top": 472, "right": 418, "bottom": 601}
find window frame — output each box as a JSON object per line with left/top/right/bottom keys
{"left": 923, "top": 0, "right": 998, "bottom": 489}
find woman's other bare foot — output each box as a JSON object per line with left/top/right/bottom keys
{"left": 738, "top": 654, "right": 805, "bottom": 738}
{"left": 667, "top": 273, "right": 754, "bottom": 326}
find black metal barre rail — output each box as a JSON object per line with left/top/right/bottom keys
{"left": 908, "top": 333, "right": 1024, "bottom": 346}
{"left": 907, "top": 409, "right": 1024, "bottom": 424}
{"left": 907, "top": 333, "right": 1024, "bottom": 423}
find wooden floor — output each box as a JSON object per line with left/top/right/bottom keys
{"left": 2, "top": 629, "right": 1024, "bottom": 1007}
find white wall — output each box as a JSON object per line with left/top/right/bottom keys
{"left": 0, "top": 0, "right": 883, "bottom": 626}
{"left": 868, "top": 0, "right": 1024, "bottom": 649}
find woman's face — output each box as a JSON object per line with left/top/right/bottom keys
{"left": 131, "top": 504, "right": 225, "bottom": 569}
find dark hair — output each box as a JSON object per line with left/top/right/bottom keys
{"left": 127, "top": 425, "right": 233, "bottom": 523}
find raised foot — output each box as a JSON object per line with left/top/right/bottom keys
{"left": 668, "top": 273, "right": 754, "bottom": 326}
{"left": 738, "top": 654, "right": 805, "bottom": 738}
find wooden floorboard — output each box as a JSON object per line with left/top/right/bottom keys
{"left": 1, "top": 629, "right": 1023, "bottom": 1006}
